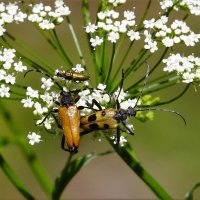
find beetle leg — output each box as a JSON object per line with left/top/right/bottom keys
{"left": 91, "top": 99, "right": 102, "bottom": 110}
{"left": 121, "top": 121, "right": 134, "bottom": 135}
{"left": 37, "top": 109, "right": 58, "bottom": 125}
{"left": 61, "top": 135, "right": 70, "bottom": 152}
{"left": 117, "top": 126, "right": 121, "bottom": 144}
{"left": 51, "top": 113, "right": 62, "bottom": 129}
{"left": 78, "top": 99, "right": 102, "bottom": 111}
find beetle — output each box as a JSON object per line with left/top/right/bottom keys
{"left": 80, "top": 64, "right": 186, "bottom": 143}
{"left": 39, "top": 91, "right": 80, "bottom": 153}
{"left": 24, "top": 68, "right": 88, "bottom": 153}
{"left": 56, "top": 69, "right": 90, "bottom": 81}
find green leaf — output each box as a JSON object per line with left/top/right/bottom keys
{"left": 185, "top": 182, "right": 200, "bottom": 200}
{"left": 52, "top": 151, "right": 112, "bottom": 200}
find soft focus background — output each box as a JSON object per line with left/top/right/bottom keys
{"left": 0, "top": 0, "right": 200, "bottom": 199}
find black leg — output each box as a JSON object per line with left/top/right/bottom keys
{"left": 91, "top": 99, "right": 102, "bottom": 110}
{"left": 122, "top": 121, "right": 134, "bottom": 135}
{"left": 37, "top": 108, "right": 58, "bottom": 125}
{"left": 117, "top": 126, "right": 121, "bottom": 145}
{"left": 51, "top": 113, "right": 62, "bottom": 129}
{"left": 61, "top": 135, "right": 70, "bottom": 152}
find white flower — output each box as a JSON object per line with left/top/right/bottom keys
{"left": 41, "top": 77, "right": 54, "bottom": 91}
{"left": 127, "top": 30, "right": 140, "bottom": 41}
{"left": 90, "top": 36, "right": 103, "bottom": 47}
{"left": 4, "top": 74, "right": 15, "bottom": 85}
{"left": 14, "top": 61, "right": 27, "bottom": 72}
{"left": 27, "top": 132, "right": 42, "bottom": 145}
{"left": 39, "top": 19, "right": 55, "bottom": 30}
{"left": 162, "top": 37, "right": 174, "bottom": 47}
{"left": 21, "top": 98, "right": 34, "bottom": 108}
{"left": 107, "top": 31, "right": 119, "bottom": 43}
{"left": 0, "top": 84, "right": 10, "bottom": 97}
{"left": 85, "top": 23, "right": 97, "bottom": 33}
{"left": 72, "top": 64, "right": 85, "bottom": 72}
{"left": 143, "top": 19, "right": 155, "bottom": 29}
{"left": 97, "top": 83, "right": 106, "bottom": 91}
{"left": 26, "top": 87, "right": 39, "bottom": 98}
{"left": 33, "top": 102, "right": 48, "bottom": 115}
{"left": 124, "top": 10, "right": 135, "bottom": 21}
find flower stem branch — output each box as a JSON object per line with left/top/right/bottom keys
{"left": 0, "top": 154, "right": 35, "bottom": 200}
{"left": 66, "top": 16, "right": 86, "bottom": 67}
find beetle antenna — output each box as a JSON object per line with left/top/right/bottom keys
{"left": 133, "top": 63, "right": 150, "bottom": 109}
{"left": 136, "top": 107, "right": 186, "bottom": 125}
{"left": 24, "top": 69, "right": 63, "bottom": 90}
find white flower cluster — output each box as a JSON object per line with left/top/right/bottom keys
{"left": 28, "top": 0, "right": 71, "bottom": 30}
{"left": 0, "top": 47, "right": 27, "bottom": 98}
{"left": 163, "top": 54, "right": 200, "bottom": 83}
{"left": 0, "top": 2, "right": 27, "bottom": 36}
{"left": 143, "top": 16, "right": 200, "bottom": 52}
{"left": 86, "top": 8, "right": 140, "bottom": 47}
{"left": 160, "top": 0, "right": 200, "bottom": 16}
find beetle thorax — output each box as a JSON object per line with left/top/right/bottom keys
{"left": 115, "top": 107, "right": 136, "bottom": 122}
{"left": 60, "top": 91, "right": 74, "bottom": 106}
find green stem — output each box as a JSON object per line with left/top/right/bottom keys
{"left": 107, "top": 40, "right": 134, "bottom": 90}
{"left": 151, "top": 84, "right": 190, "bottom": 106}
{"left": 52, "top": 29, "right": 73, "bottom": 67}
{"left": 66, "top": 16, "right": 86, "bottom": 67}
{"left": 105, "top": 43, "right": 116, "bottom": 84}
{"left": 137, "top": 0, "right": 152, "bottom": 30}
{"left": 107, "top": 139, "right": 173, "bottom": 200}
{"left": 127, "top": 47, "right": 169, "bottom": 92}
{"left": 0, "top": 100, "right": 53, "bottom": 197}
{"left": 0, "top": 154, "right": 35, "bottom": 200}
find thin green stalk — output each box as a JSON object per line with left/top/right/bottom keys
{"left": 0, "top": 154, "right": 35, "bottom": 200}
{"left": 107, "top": 40, "right": 135, "bottom": 90}
{"left": 100, "top": 34, "right": 108, "bottom": 83}
{"left": 1, "top": 38, "right": 52, "bottom": 75}
{"left": 36, "top": 26, "right": 70, "bottom": 65}
{"left": 146, "top": 84, "right": 190, "bottom": 107}
{"left": 0, "top": 100, "right": 53, "bottom": 197}
{"left": 107, "top": 139, "right": 173, "bottom": 200}
{"left": 66, "top": 16, "right": 86, "bottom": 67}
{"left": 137, "top": 0, "right": 152, "bottom": 30}
{"left": 5, "top": 32, "right": 54, "bottom": 72}
{"left": 127, "top": 47, "right": 169, "bottom": 92}
{"left": 105, "top": 43, "right": 116, "bottom": 84}
{"left": 52, "top": 29, "right": 73, "bottom": 67}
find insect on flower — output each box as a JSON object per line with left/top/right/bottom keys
{"left": 80, "top": 64, "right": 186, "bottom": 144}
{"left": 24, "top": 68, "right": 89, "bottom": 154}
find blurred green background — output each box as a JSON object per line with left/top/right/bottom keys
{"left": 0, "top": 0, "right": 200, "bottom": 199}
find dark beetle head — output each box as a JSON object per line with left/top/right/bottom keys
{"left": 60, "top": 91, "right": 74, "bottom": 107}
{"left": 126, "top": 106, "right": 136, "bottom": 117}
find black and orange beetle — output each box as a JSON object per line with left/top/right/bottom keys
{"left": 25, "top": 68, "right": 89, "bottom": 154}
{"left": 80, "top": 65, "right": 186, "bottom": 143}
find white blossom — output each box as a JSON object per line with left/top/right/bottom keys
{"left": 27, "top": 132, "right": 42, "bottom": 145}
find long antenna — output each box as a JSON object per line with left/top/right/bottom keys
{"left": 136, "top": 107, "right": 186, "bottom": 125}
{"left": 134, "top": 63, "right": 150, "bottom": 108}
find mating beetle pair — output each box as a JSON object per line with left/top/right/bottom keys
{"left": 28, "top": 66, "right": 186, "bottom": 154}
